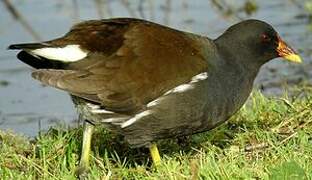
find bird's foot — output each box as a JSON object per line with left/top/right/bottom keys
{"left": 75, "top": 164, "right": 90, "bottom": 179}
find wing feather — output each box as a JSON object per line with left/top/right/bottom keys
{"left": 31, "top": 19, "right": 210, "bottom": 112}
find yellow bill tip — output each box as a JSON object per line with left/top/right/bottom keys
{"left": 276, "top": 35, "right": 302, "bottom": 64}
{"left": 283, "top": 54, "right": 302, "bottom": 63}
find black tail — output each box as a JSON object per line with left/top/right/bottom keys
{"left": 15, "top": 51, "right": 68, "bottom": 69}
{"left": 8, "top": 43, "right": 51, "bottom": 50}
{"left": 8, "top": 42, "right": 67, "bottom": 69}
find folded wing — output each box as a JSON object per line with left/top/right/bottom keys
{"left": 23, "top": 19, "right": 209, "bottom": 112}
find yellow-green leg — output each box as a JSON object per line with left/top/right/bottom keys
{"left": 149, "top": 143, "right": 161, "bottom": 166}
{"left": 75, "top": 121, "right": 94, "bottom": 177}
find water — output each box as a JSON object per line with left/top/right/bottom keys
{"left": 0, "top": 0, "right": 311, "bottom": 136}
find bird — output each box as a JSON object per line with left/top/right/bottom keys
{"left": 8, "top": 18, "right": 301, "bottom": 175}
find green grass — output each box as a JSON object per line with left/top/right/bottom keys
{"left": 1, "top": 87, "right": 312, "bottom": 179}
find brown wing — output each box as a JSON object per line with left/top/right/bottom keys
{"left": 32, "top": 18, "right": 209, "bottom": 112}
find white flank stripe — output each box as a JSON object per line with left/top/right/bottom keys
{"left": 31, "top": 45, "right": 87, "bottom": 62}
{"left": 164, "top": 84, "right": 193, "bottom": 95}
{"left": 102, "top": 117, "right": 127, "bottom": 123}
{"left": 164, "top": 72, "right": 208, "bottom": 95}
{"left": 86, "top": 103, "right": 114, "bottom": 114}
{"left": 86, "top": 103, "right": 100, "bottom": 109}
{"left": 91, "top": 109, "right": 115, "bottom": 114}
{"left": 172, "top": 84, "right": 193, "bottom": 93}
{"left": 121, "top": 110, "right": 151, "bottom": 128}
{"left": 191, "top": 72, "right": 208, "bottom": 83}
{"left": 147, "top": 99, "right": 161, "bottom": 107}
{"left": 101, "top": 118, "right": 116, "bottom": 123}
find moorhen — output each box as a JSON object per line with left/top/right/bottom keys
{"left": 8, "top": 18, "right": 301, "bottom": 175}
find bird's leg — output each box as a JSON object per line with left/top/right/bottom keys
{"left": 149, "top": 143, "right": 161, "bottom": 166}
{"left": 75, "top": 120, "right": 94, "bottom": 177}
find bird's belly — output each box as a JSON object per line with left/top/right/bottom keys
{"left": 120, "top": 74, "right": 253, "bottom": 147}
{"left": 72, "top": 73, "right": 253, "bottom": 148}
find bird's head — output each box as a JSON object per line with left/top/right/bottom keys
{"left": 215, "top": 19, "right": 302, "bottom": 66}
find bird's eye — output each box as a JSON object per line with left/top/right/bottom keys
{"left": 260, "top": 33, "right": 271, "bottom": 43}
